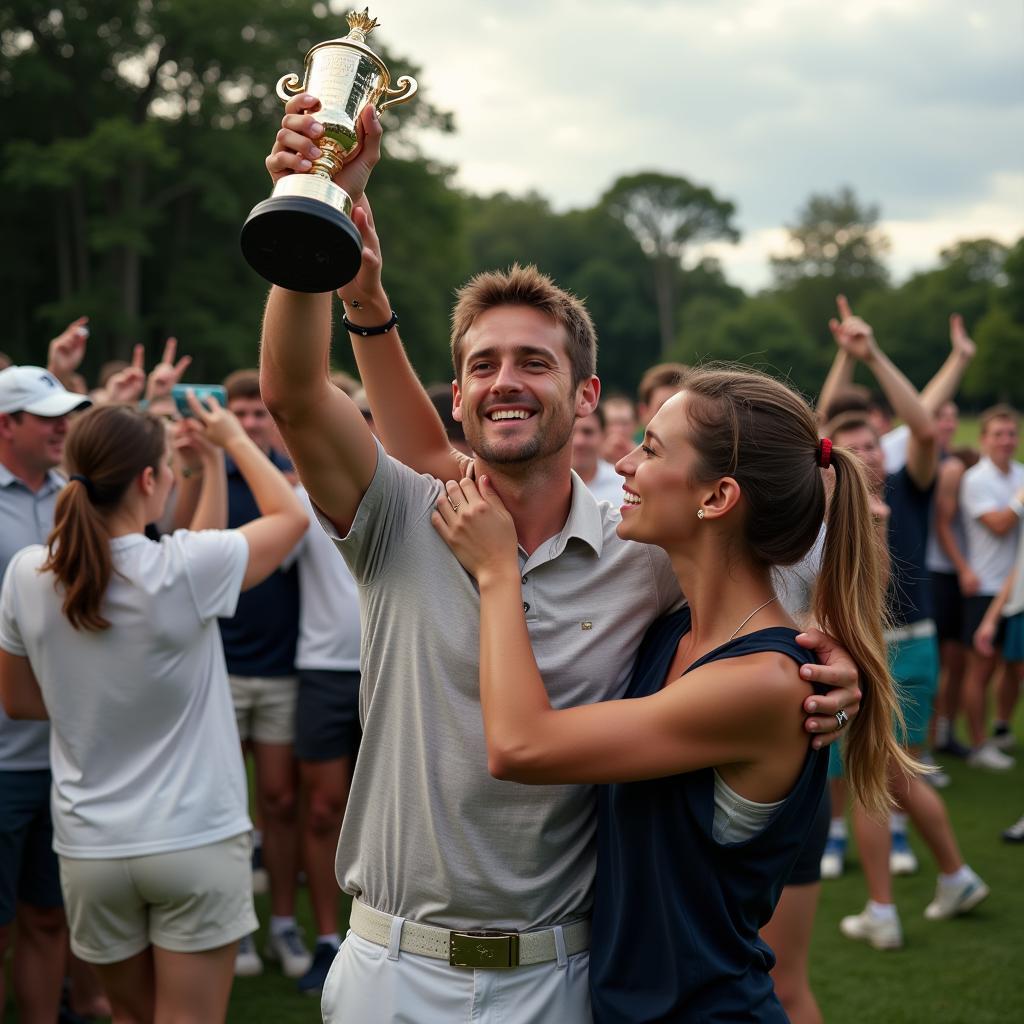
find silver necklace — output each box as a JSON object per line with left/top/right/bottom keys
{"left": 728, "top": 596, "right": 777, "bottom": 641}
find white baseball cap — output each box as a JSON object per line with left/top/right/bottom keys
{"left": 0, "top": 365, "right": 92, "bottom": 417}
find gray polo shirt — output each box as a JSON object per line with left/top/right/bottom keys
{"left": 0, "top": 462, "right": 64, "bottom": 770}
{"left": 321, "top": 441, "right": 681, "bottom": 931}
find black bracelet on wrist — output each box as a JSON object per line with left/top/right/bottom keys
{"left": 341, "top": 309, "right": 399, "bottom": 337}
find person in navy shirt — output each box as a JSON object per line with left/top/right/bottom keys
{"left": 219, "top": 369, "right": 311, "bottom": 979}
{"left": 435, "top": 365, "right": 911, "bottom": 1022}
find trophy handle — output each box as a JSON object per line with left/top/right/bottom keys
{"left": 276, "top": 72, "right": 305, "bottom": 104}
{"left": 378, "top": 75, "right": 418, "bottom": 113}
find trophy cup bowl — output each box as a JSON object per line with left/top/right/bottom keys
{"left": 240, "top": 9, "right": 417, "bottom": 292}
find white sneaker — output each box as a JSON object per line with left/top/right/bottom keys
{"left": 839, "top": 905, "right": 903, "bottom": 950}
{"left": 924, "top": 869, "right": 990, "bottom": 920}
{"left": 990, "top": 728, "right": 1016, "bottom": 752}
{"left": 889, "top": 833, "right": 919, "bottom": 876}
{"left": 820, "top": 836, "right": 846, "bottom": 880}
{"left": 918, "top": 751, "right": 951, "bottom": 789}
{"left": 967, "top": 742, "right": 1015, "bottom": 771}
{"left": 235, "top": 933, "right": 263, "bottom": 977}
{"left": 266, "top": 925, "right": 313, "bottom": 979}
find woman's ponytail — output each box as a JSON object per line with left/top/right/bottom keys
{"left": 40, "top": 405, "right": 166, "bottom": 631}
{"left": 814, "top": 445, "right": 920, "bottom": 817}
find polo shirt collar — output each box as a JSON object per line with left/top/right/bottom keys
{"left": 542, "top": 471, "right": 606, "bottom": 560}
{"left": 0, "top": 461, "right": 65, "bottom": 496}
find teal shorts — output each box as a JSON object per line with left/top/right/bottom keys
{"left": 828, "top": 630, "right": 939, "bottom": 778}
{"left": 889, "top": 632, "right": 939, "bottom": 748}
{"left": 1004, "top": 612, "right": 1024, "bottom": 663}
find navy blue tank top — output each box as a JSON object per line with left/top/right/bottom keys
{"left": 590, "top": 607, "right": 828, "bottom": 1023}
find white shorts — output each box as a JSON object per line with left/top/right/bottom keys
{"left": 59, "top": 832, "right": 258, "bottom": 964}
{"left": 229, "top": 673, "right": 299, "bottom": 745}
{"left": 322, "top": 929, "right": 591, "bottom": 1024}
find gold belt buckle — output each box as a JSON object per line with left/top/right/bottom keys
{"left": 449, "top": 930, "right": 520, "bottom": 969}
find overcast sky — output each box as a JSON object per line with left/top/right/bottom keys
{"left": 336, "top": 0, "right": 1023, "bottom": 291}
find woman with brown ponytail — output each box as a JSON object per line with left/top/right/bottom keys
{"left": 0, "top": 396, "right": 307, "bottom": 1023}
{"left": 432, "top": 365, "right": 914, "bottom": 1022}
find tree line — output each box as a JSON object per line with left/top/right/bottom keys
{"left": 2, "top": 1, "right": 1021, "bottom": 405}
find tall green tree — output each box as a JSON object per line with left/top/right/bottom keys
{"left": 770, "top": 187, "right": 891, "bottom": 345}
{"left": 601, "top": 172, "right": 739, "bottom": 359}
{"left": 859, "top": 237, "right": 1008, "bottom": 396}
{"left": 0, "top": 0, "right": 456, "bottom": 379}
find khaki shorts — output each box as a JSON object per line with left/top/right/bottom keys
{"left": 59, "top": 832, "right": 258, "bottom": 964}
{"left": 229, "top": 673, "right": 299, "bottom": 745}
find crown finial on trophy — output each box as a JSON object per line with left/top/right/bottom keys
{"left": 346, "top": 8, "right": 380, "bottom": 44}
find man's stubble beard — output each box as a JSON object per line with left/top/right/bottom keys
{"left": 464, "top": 407, "right": 576, "bottom": 468}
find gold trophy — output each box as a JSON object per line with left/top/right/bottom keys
{"left": 241, "top": 9, "right": 417, "bottom": 292}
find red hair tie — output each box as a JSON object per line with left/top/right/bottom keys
{"left": 817, "top": 438, "right": 833, "bottom": 469}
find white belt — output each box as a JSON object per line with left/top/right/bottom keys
{"left": 349, "top": 899, "right": 590, "bottom": 969}
{"left": 884, "top": 618, "right": 937, "bottom": 645}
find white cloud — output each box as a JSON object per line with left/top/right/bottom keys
{"left": 335, "top": 0, "right": 1023, "bottom": 288}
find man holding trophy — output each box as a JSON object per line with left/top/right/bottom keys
{"left": 254, "top": 10, "right": 861, "bottom": 1022}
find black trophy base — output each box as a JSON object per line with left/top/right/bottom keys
{"left": 240, "top": 195, "right": 363, "bottom": 293}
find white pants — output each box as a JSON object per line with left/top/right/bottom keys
{"left": 321, "top": 930, "right": 592, "bottom": 1024}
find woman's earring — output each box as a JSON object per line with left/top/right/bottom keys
{"left": 697, "top": 508, "right": 705, "bottom": 520}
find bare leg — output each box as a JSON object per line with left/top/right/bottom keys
{"left": 761, "top": 883, "right": 823, "bottom": 1024}
{"left": 253, "top": 742, "right": 299, "bottom": 918}
{"left": 995, "top": 661, "right": 1023, "bottom": 724}
{"left": 12, "top": 903, "right": 67, "bottom": 1024}
{"left": 851, "top": 805, "right": 893, "bottom": 904}
{"left": 153, "top": 941, "right": 238, "bottom": 1024}
{"left": 300, "top": 757, "right": 352, "bottom": 937}
{"left": 69, "top": 945, "right": 113, "bottom": 1017}
{"left": 934, "top": 640, "right": 966, "bottom": 740}
{"left": 93, "top": 947, "right": 156, "bottom": 1024}
{"left": 890, "top": 752, "right": 963, "bottom": 875}
{"left": 962, "top": 650, "right": 998, "bottom": 746}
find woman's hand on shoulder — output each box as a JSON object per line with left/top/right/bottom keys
{"left": 432, "top": 475, "right": 518, "bottom": 584}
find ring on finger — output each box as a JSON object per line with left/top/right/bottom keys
{"left": 448, "top": 496, "right": 461, "bottom": 513}
{"left": 834, "top": 708, "right": 849, "bottom": 731}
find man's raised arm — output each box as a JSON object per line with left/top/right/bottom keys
{"left": 337, "top": 196, "right": 464, "bottom": 482}
{"left": 266, "top": 94, "right": 464, "bottom": 484}
{"left": 829, "top": 295, "right": 938, "bottom": 490}
{"left": 258, "top": 96, "right": 381, "bottom": 533}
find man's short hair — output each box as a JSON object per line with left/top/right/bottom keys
{"left": 450, "top": 264, "right": 597, "bottom": 389}
{"left": 821, "top": 385, "right": 871, "bottom": 423}
{"left": 223, "top": 369, "right": 261, "bottom": 403}
{"left": 825, "top": 411, "right": 879, "bottom": 444}
{"left": 868, "top": 391, "right": 894, "bottom": 420}
{"left": 638, "top": 363, "right": 688, "bottom": 408}
{"left": 98, "top": 360, "right": 128, "bottom": 388}
{"left": 979, "top": 403, "right": 1019, "bottom": 434}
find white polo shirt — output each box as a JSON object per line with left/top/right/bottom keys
{"left": 0, "top": 530, "right": 252, "bottom": 858}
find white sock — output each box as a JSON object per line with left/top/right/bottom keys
{"left": 271, "top": 915, "right": 297, "bottom": 937}
{"left": 828, "top": 818, "right": 847, "bottom": 840}
{"left": 867, "top": 900, "right": 898, "bottom": 920}
{"left": 939, "top": 865, "right": 973, "bottom": 887}
{"left": 934, "top": 717, "right": 950, "bottom": 745}
{"left": 889, "top": 812, "right": 909, "bottom": 836}
{"left": 318, "top": 933, "right": 341, "bottom": 949}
